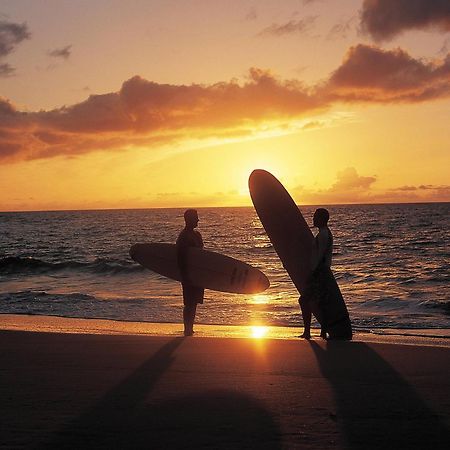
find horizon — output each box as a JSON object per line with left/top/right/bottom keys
{"left": 1, "top": 0, "right": 449, "bottom": 210}
{"left": 1, "top": 199, "right": 449, "bottom": 215}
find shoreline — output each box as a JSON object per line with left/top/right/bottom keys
{"left": 1, "top": 313, "right": 449, "bottom": 347}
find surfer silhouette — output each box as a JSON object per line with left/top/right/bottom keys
{"left": 299, "top": 208, "right": 333, "bottom": 340}
{"left": 176, "top": 209, "right": 204, "bottom": 336}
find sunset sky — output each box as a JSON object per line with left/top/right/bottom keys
{"left": 1, "top": 0, "right": 449, "bottom": 211}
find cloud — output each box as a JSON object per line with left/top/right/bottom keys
{"left": 0, "top": 19, "right": 30, "bottom": 76}
{"left": 1, "top": 43, "right": 450, "bottom": 162}
{"left": 301, "top": 120, "right": 324, "bottom": 130}
{"left": 48, "top": 45, "right": 72, "bottom": 60}
{"left": 0, "top": 69, "right": 326, "bottom": 161}
{"left": 0, "top": 62, "right": 15, "bottom": 77}
{"left": 391, "top": 184, "right": 450, "bottom": 194}
{"left": 325, "top": 44, "right": 450, "bottom": 102}
{"left": 0, "top": 19, "right": 30, "bottom": 57}
{"left": 294, "top": 169, "right": 450, "bottom": 204}
{"left": 331, "top": 167, "right": 377, "bottom": 191}
{"left": 438, "top": 37, "right": 450, "bottom": 56}
{"left": 294, "top": 167, "right": 377, "bottom": 204}
{"left": 360, "top": 0, "right": 450, "bottom": 41}
{"left": 378, "top": 184, "right": 450, "bottom": 202}
{"left": 327, "top": 16, "right": 357, "bottom": 40}
{"left": 257, "top": 16, "right": 318, "bottom": 37}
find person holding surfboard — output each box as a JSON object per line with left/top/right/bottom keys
{"left": 176, "top": 209, "right": 204, "bottom": 336}
{"left": 299, "top": 208, "right": 333, "bottom": 340}
{"left": 249, "top": 169, "right": 352, "bottom": 340}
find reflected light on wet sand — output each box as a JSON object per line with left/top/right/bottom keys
{"left": 251, "top": 326, "right": 269, "bottom": 339}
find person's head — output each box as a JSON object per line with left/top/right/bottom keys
{"left": 184, "top": 209, "right": 199, "bottom": 229}
{"left": 313, "top": 208, "right": 329, "bottom": 228}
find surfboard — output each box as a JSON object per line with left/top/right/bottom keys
{"left": 130, "top": 243, "right": 270, "bottom": 294}
{"left": 248, "top": 169, "right": 352, "bottom": 339}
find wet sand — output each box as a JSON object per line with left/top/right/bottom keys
{"left": 1, "top": 316, "right": 449, "bottom": 449}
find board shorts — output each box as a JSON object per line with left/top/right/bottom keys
{"left": 182, "top": 283, "right": 204, "bottom": 305}
{"left": 299, "top": 265, "right": 331, "bottom": 324}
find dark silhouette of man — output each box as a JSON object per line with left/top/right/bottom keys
{"left": 176, "top": 209, "right": 204, "bottom": 336}
{"left": 299, "top": 208, "right": 333, "bottom": 339}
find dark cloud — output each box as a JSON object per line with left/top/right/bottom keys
{"left": 361, "top": 0, "right": 450, "bottom": 41}
{"left": 326, "top": 44, "right": 450, "bottom": 102}
{"left": 257, "top": 16, "right": 318, "bottom": 37}
{"left": 0, "top": 19, "right": 30, "bottom": 77}
{"left": 327, "top": 16, "right": 357, "bottom": 40}
{"left": 0, "top": 20, "right": 30, "bottom": 57}
{"left": 0, "top": 62, "right": 15, "bottom": 76}
{"left": 48, "top": 45, "right": 72, "bottom": 60}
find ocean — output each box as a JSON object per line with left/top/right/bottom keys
{"left": 0, "top": 204, "right": 449, "bottom": 334}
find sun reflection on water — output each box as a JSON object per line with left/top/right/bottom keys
{"left": 250, "top": 294, "right": 269, "bottom": 304}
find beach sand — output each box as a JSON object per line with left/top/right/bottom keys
{"left": 1, "top": 316, "right": 449, "bottom": 449}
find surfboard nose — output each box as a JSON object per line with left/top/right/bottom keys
{"left": 129, "top": 243, "right": 142, "bottom": 261}
{"left": 249, "top": 169, "right": 266, "bottom": 188}
{"left": 261, "top": 274, "right": 270, "bottom": 291}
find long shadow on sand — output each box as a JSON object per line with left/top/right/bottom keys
{"left": 309, "top": 341, "right": 449, "bottom": 450}
{"left": 42, "top": 337, "right": 281, "bottom": 449}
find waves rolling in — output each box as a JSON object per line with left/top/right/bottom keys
{"left": 1, "top": 204, "right": 449, "bottom": 332}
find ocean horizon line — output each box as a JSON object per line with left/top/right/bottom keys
{"left": 1, "top": 200, "right": 449, "bottom": 214}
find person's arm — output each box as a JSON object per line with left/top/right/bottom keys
{"left": 197, "top": 231, "right": 204, "bottom": 249}
{"left": 310, "top": 230, "right": 328, "bottom": 271}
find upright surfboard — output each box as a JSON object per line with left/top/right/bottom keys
{"left": 249, "top": 169, "right": 352, "bottom": 338}
{"left": 130, "top": 243, "right": 270, "bottom": 294}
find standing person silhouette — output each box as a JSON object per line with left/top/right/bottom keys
{"left": 299, "top": 208, "right": 333, "bottom": 339}
{"left": 176, "top": 209, "right": 204, "bottom": 336}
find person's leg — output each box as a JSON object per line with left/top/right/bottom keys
{"left": 183, "top": 304, "right": 190, "bottom": 335}
{"left": 316, "top": 270, "right": 328, "bottom": 339}
{"left": 182, "top": 284, "right": 201, "bottom": 336}
{"left": 182, "top": 284, "right": 193, "bottom": 336}
{"left": 183, "top": 294, "right": 197, "bottom": 336}
{"left": 183, "top": 304, "right": 193, "bottom": 336}
{"left": 188, "top": 302, "right": 197, "bottom": 334}
{"left": 183, "top": 301, "right": 197, "bottom": 336}
{"left": 299, "top": 296, "right": 312, "bottom": 339}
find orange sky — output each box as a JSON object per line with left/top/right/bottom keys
{"left": 0, "top": 0, "right": 449, "bottom": 211}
